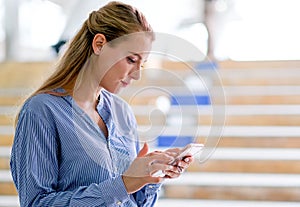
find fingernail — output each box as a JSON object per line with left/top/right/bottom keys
{"left": 169, "top": 158, "right": 175, "bottom": 163}
{"left": 166, "top": 152, "right": 176, "bottom": 156}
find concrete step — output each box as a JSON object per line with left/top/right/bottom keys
{"left": 215, "top": 136, "right": 300, "bottom": 148}
{"left": 137, "top": 126, "right": 300, "bottom": 142}
{"left": 0, "top": 106, "right": 16, "bottom": 125}
{"left": 0, "top": 62, "right": 52, "bottom": 89}
{"left": 217, "top": 60, "right": 300, "bottom": 69}
{"left": 161, "top": 60, "right": 300, "bottom": 85}
{"left": 0, "top": 170, "right": 12, "bottom": 182}
{"left": 0, "top": 126, "right": 13, "bottom": 147}
{"left": 136, "top": 114, "right": 300, "bottom": 126}
{"left": 125, "top": 95, "right": 300, "bottom": 106}
{"left": 120, "top": 85, "right": 300, "bottom": 105}
{"left": 0, "top": 97, "right": 23, "bottom": 107}
{"left": 220, "top": 95, "right": 300, "bottom": 105}
{"left": 121, "top": 86, "right": 300, "bottom": 97}
{"left": 0, "top": 183, "right": 17, "bottom": 196}
{"left": 219, "top": 69, "right": 300, "bottom": 86}
{"left": 0, "top": 89, "right": 30, "bottom": 106}
{"left": 0, "top": 147, "right": 10, "bottom": 170}
{"left": 188, "top": 159, "right": 300, "bottom": 174}
{"left": 162, "top": 60, "right": 300, "bottom": 70}
{"left": 132, "top": 104, "right": 300, "bottom": 115}
{"left": 156, "top": 199, "right": 300, "bottom": 207}
{"left": 0, "top": 157, "right": 9, "bottom": 170}
{"left": 0, "top": 135, "right": 13, "bottom": 146}
{"left": 0, "top": 171, "right": 17, "bottom": 195}
{"left": 152, "top": 147, "right": 300, "bottom": 161}
{"left": 151, "top": 146, "right": 300, "bottom": 173}
{"left": 162, "top": 172, "right": 300, "bottom": 201}
{"left": 132, "top": 104, "right": 300, "bottom": 126}
{"left": 0, "top": 196, "right": 19, "bottom": 207}
{"left": 0, "top": 147, "right": 11, "bottom": 158}
{"left": 134, "top": 66, "right": 300, "bottom": 87}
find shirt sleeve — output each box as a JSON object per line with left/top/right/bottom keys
{"left": 130, "top": 124, "right": 163, "bottom": 207}
{"left": 10, "top": 109, "right": 132, "bottom": 207}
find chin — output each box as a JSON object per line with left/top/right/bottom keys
{"left": 108, "top": 87, "right": 121, "bottom": 94}
{"left": 114, "top": 88, "right": 122, "bottom": 94}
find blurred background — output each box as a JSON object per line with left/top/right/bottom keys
{"left": 1, "top": 0, "right": 300, "bottom": 206}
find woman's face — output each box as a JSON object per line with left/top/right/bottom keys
{"left": 96, "top": 34, "right": 152, "bottom": 94}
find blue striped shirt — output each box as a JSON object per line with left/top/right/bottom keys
{"left": 10, "top": 89, "right": 161, "bottom": 207}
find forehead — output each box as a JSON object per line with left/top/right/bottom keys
{"left": 115, "top": 33, "right": 153, "bottom": 57}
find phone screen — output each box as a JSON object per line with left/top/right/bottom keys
{"left": 169, "top": 143, "right": 204, "bottom": 165}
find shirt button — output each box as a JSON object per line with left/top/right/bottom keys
{"left": 116, "top": 201, "right": 122, "bottom": 205}
{"left": 148, "top": 185, "right": 153, "bottom": 189}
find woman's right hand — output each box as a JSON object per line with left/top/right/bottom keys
{"left": 122, "top": 143, "right": 177, "bottom": 194}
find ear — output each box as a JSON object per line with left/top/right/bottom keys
{"left": 92, "top": 33, "right": 107, "bottom": 55}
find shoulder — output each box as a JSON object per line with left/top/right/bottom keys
{"left": 20, "top": 93, "right": 69, "bottom": 119}
{"left": 15, "top": 94, "right": 63, "bottom": 133}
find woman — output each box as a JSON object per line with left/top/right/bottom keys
{"left": 10, "top": 1, "right": 192, "bottom": 206}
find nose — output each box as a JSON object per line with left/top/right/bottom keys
{"left": 129, "top": 65, "right": 142, "bottom": 80}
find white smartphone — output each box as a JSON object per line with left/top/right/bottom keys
{"left": 168, "top": 143, "right": 204, "bottom": 165}
{"left": 152, "top": 143, "right": 204, "bottom": 177}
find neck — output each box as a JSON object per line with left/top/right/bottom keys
{"left": 70, "top": 58, "right": 102, "bottom": 111}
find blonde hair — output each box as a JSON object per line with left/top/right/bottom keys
{"left": 15, "top": 1, "right": 153, "bottom": 124}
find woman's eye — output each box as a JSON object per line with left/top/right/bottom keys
{"left": 127, "top": 57, "right": 137, "bottom": 64}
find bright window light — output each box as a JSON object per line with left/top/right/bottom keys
{"left": 19, "top": 0, "right": 66, "bottom": 48}
{"left": 215, "top": 0, "right": 300, "bottom": 61}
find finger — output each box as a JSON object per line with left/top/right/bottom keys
{"left": 147, "top": 150, "right": 165, "bottom": 157}
{"left": 177, "top": 160, "right": 189, "bottom": 169}
{"left": 147, "top": 153, "right": 175, "bottom": 164}
{"left": 183, "top": 156, "right": 194, "bottom": 163}
{"left": 164, "top": 170, "right": 180, "bottom": 179}
{"left": 149, "top": 163, "right": 176, "bottom": 176}
{"left": 164, "top": 148, "right": 181, "bottom": 154}
{"left": 137, "top": 142, "right": 149, "bottom": 157}
{"left": 164, "top": 151, "right": 178, "bottom": 158}
{"left": 164, "top": 165, "right": 183, "bottom": 174}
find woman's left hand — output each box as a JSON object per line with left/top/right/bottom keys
{"left": 162, "top": 148, "right": 194, "bottom": 179}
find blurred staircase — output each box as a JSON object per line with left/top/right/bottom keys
{"left": 1, "top": 60, "right": 300, "bottom": 206}
{"left": 0, "top": 62, "right": 53, "bottom": 207}
{"left": 157, "top": 61, "right": 300, "bottom": 205}
{"left": 121, "top": 60, "right": 300, "bottom": 205}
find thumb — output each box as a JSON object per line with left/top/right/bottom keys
{"left": 137, "top": 142, "right": 149, "bottom": 157}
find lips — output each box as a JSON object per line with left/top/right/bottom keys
{"left": 121, "top": 80, "right": 129, "bottom": 87}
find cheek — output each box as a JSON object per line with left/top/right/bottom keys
{"left": 99, "top": 59, "right": 129, "bottom": 84}
{"left": 116, "top": 59, "right": 132, "bottom": 74}
{"left": 99, "top": 69, "right": 122, "bottom": 91}
{"left": 102, "top": 66, "right": 120, "bottom": 82}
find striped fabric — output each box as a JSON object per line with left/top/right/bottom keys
{"left": 10, "top": 89, "right": 161, "bottom": 207}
